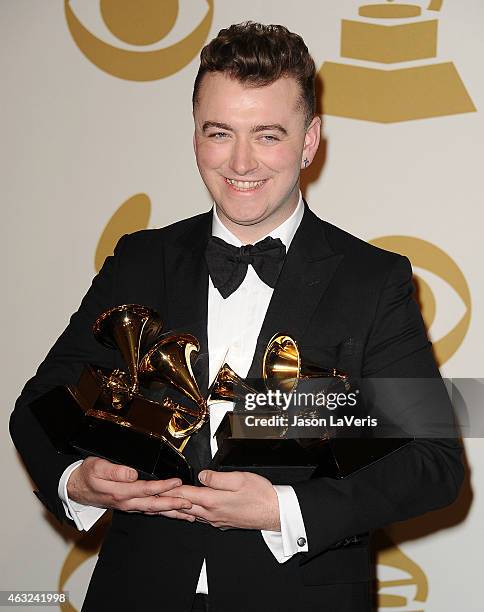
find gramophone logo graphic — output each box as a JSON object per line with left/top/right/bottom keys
{"left": 320, "top": 0, "right": 476, "bottom": 122}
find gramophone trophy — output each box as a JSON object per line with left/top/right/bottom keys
{"left": 210, "top": 333, "right": 410, "bottom": 485}
{"left": 30, "top": 304, "right": 209, "bottom": 483}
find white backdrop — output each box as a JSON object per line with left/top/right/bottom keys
{"left": 2, "top": 1, "right": 483, "bottom": 610}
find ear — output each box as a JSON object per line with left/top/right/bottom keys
{"left": 301, "top": 116, "right": 322, "bottom": 169}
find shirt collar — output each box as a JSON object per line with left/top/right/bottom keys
{"left": 211, "top": 192, "right": 304, "bottom": 249}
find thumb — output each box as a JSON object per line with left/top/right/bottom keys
{"left": 100, "top": 461, "right": 138, "bottom": 482}
{"left": 113, "top": 465, "right": 138, "bottom": 482}
{"left": 198, "top": 470, "right": 244, "bottom": 491}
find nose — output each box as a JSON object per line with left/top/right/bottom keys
{"left": 228, "top": 137, "right": 258, "bottom": 176}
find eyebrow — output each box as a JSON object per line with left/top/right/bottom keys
{"left": 252, "top": 124, "right": 288, "bottom": 136}
{"left": 202, "top": 121, "right": 232, "bottom": 133}
{"left": 202, "top": 121, "right": 288, "bottom": 136}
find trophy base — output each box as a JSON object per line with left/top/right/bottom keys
{"left": 211, "top": 413, "right": 411, "bottom": 485}
{"left": 29, "top": 369, "right": 194, "bottom": 484}
{"left": 71, "top": 416, "right": 193, "bottom": 483}
{"left": 210, "top": 438, "right": 318, "bottom": 485}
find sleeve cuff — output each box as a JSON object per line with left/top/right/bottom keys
{"left": 58, "top": 460, "right": 106, "bottom": 531}
{"left": 261, "top": 485, "right": 308, "bottom": 563}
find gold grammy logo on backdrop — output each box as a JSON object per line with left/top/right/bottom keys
{"left": 320, "top": 0, "right": 476, "bottom": 122}
{"left": 376, "top": 531, "right": 428, "bottom": 609}
{"left": 94, "top": 193, "right": 151, "bottom": 272}
{"left": 370, "top": 235, "right": 471, "bottom": 365}
{"left": 58, "top": 518, "right": 109, "bottom": 612}
{"left": 65, "top": 0, "right": 214, "bottom": 81}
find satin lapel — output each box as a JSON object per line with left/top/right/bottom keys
{"left": 163, "top": 212, "right": 212, "bottom": 396}
{"left": 246, "top": 206, "right": 344, "bottom": 381}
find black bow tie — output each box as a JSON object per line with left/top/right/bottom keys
{"left": 205, "top": 236, "right": 286, "bottom": 298}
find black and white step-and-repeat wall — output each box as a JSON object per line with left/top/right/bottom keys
{"left": 2, "top": 2, "right": 482, "bottom": 610}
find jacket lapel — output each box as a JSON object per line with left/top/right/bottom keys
{"left": 163, "top": 212, "right": 212, "bottom": 395}
{"left": 246, "top": 205, "right": 344, "bottom": 381}
{"left": 161, "top": 212, "right": 213, "bottom": 473}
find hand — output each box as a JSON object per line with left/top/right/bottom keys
{"left": 66, "top": 457, "right": 195, "bottom": 520}
{"left": 160, "top": 470, "right": 281, "bottom": 531}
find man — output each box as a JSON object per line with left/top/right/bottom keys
{"left": 10, "top": 22, "right": 463, "bottom": 612}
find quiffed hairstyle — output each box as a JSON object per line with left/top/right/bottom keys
{"left": 193, "top": 22, "right": 316, "bottom": 125}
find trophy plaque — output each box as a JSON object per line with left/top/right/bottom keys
{"left": 30, "top": 305, "right": 209, "bottom": 483}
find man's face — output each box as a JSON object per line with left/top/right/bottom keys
{"left": 193, "top": 72, "right": 320, "bottom": 241}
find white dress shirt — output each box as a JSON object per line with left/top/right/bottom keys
{"left": 58, "top": 194, "right": 309, "bottom": 595}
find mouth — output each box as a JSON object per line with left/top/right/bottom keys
{"left": 224, "top": 177, "right": 268, "bottom": 192}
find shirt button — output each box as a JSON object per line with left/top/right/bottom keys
{"left": 297, "top": 537, "right": 306, "bottom": 547}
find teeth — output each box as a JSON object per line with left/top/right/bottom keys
{"left": 226, "top": 178, "right": 266, "bottom": 190}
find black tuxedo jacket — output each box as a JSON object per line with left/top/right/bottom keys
{"left": 10, "top": 205, "right": 463, "bottom": 612}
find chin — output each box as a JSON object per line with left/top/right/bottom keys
{"left": 220, "top": 205, "right": 269, "bottom": 226}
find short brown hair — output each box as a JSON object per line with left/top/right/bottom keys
{"left": 193, "top": 22, "right": 316, "bottom": 125}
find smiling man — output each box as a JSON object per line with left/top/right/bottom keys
{"left": 11, "top": 22, "right": 462, "bottom": 612}
{"left": 193, "top": 72, "right": 320, "bottom": 241}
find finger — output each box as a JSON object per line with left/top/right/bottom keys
{"left": 178, "top": 505, "right": 231, "bottom": 529}
{"left": 93, "top": 478, "right": 183, "bottom": 501}
{"left": 119, "top": 495, "right": 193, "bottom": 514}
{"left": 130, "top": 478, "right": 183, "bottom": 496}
{"left": 198, "top": 470, "right": 245, "bottom": 491}
{"left": 179, "top": 504, "right": 211, "bottom": 521}
{"left": 156, "top": 484, "right": 202, "bottom": 500}
{"left": 158, "top": 486, "right": 219, "bottom": 507}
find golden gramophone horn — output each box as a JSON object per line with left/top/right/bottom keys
{"left": 263, "top": 334, "right": 349, "bottom": 394}
{"left": 139, "top": 313, "right": 165, "bottom": 357}
{"left": 93, "top": 304, "right": 161, "bottom": 396}
{"left": 207, "top": 363, "right": 258, "bottom": 406}
{"left": 138, "top": 333, "right": 208, "bottom": 438}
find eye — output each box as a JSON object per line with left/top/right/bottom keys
{"left": 260, "top": 135, "right": 279, "bottom": 143}
{"left": 208, "top": 132, "right": 230, "bottom": 139}
{"left": 65, "top": 0, "right": 214, "bottom": 80}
